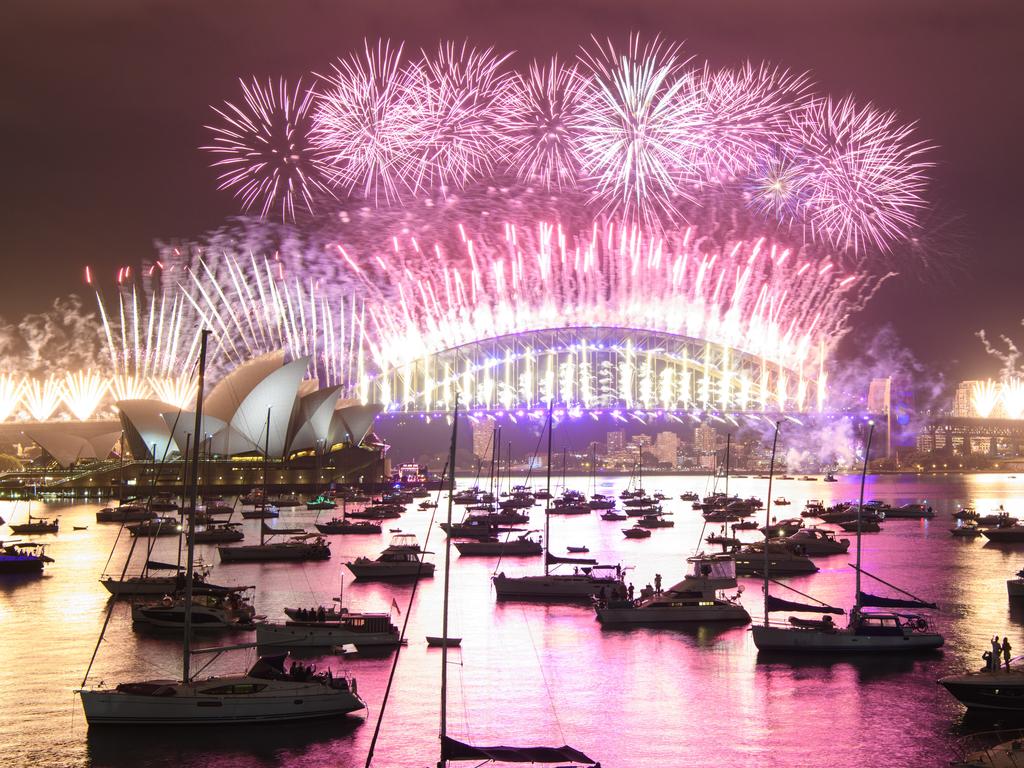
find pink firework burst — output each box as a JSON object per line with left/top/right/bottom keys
{"left": 203, "top": 77, "right": 333, "bottom": 222}
{"left": 405, "top": 42, "right": 514, "bottom": 190}
{"left": 696, "top": 62, "right": 811, "bottom": 179}
{"left": 498, "top": 57, "right": 588, "bottom": 191}
{"left": 792, "top": 96, "right": 932, "bottom": 253}
{"left": 312, "top": 40, "right": 422, "bottom": 205}
{"left": 575, "top": 35, "right": 704, "bottom": 227}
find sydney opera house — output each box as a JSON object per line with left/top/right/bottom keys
{"left": 0, "top": 351, "right": 384, "bottom": 495}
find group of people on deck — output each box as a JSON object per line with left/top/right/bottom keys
{"left": 983, "top": 635, "right": 1013, "bottom": 671}
{"left": 296, "top": 606, "right": 329, "bottom": 622}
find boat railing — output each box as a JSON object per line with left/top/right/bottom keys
{"left": 949, "top": 728, "right": 1024, "bottom": 766}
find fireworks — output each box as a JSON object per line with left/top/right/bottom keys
{"left": 1003, "top": 379, "right": 1024, "bottom": 420}
{"left": 0, "top": 374, "right": 21, "bottom": 422}
{"left": 61, "top": 371, "right": 108, "bottom": 421}
{"left": 205, "top": 37, "right": 933, "bottom": 253}
{"left": 972, "top": 379, "right": 1000, "bottom": 419}
{"left": 23, "top": 376, "right": 62, "bottom": 422}
{"left": 203, "top": 77, "right": 333, "bottom": 222}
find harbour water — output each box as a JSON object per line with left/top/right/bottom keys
{"left": 2, "top": 472, "right": 1023, "bottom": 767}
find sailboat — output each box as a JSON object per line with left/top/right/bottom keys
{"left": 8, "top": 497, "right": 59, "bottom": 534}
{"left": 493, "top": 409, "right": 624, "bottom": 600}
{"left": 80, "top": 330, "right": 365, "bottom": 725}
{"left": 218, "top": 409, "right": 331, "bottom": 563}
{"left": 751, "top": 421, "right": 944, "bottom": 652}
{"left": 362, "top": 395, "right": 598, "bottom": 768}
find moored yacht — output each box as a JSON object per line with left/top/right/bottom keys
{"left": 941, "top": 656, "right": 1024, "bottom": 711}
{"left": 734, "top": 542, "right": 818, "bottom": 575}
{"left": 595, "top": 554, "right": 750, "bottom": 625}
{"left": 454, "top": 532, "right": 543, "bottom": 556}
{"left": 132, "top": 589, "right": 257, "bottom": 631}
{"left": 256, "top": 608, "right": 401, "bottom": 649}
{"left": 0, "top": 541, "right": 53, "bottom": 574}
{"left": 345, "top": 534, "right": 435, "bottom": 579}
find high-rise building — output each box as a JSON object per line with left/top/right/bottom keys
{"left": 606, "top": 429, "right": 625, "bottom": 454}
{"left": 472, "top": 419, "right": 496, "bottom": 462}
{"left": 867, "top": 378, "right": 892, "bottom": 414}
{"left": 653, "top": 431, "right": 679, "bottom": 467}
{"left": 693, "top": 423, "right": 717, "bottom": 456}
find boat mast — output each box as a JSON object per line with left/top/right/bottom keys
{"left": 440, "top": 394, "right": 459, "bottom": 766}
{"left": 854, "top": 421, "right": 875, "bottom": 617}
{"left": 762, "top": 421, "right": 781, "bottom": 628}
{"left": 637, "top": 443, "right": 642, "bottom": 493}
{"left": 260, "top": 407, "right": 271, "bottom": 547}
{"left": 724, "top": 433, "right": 731, "bottom": 499}
{"left": 177, "top": 432, "right": 191, "bottom": 572}
{"left": 543, "top": 407, "right": 553, "bottom": 577}
{"left": 561, "top": 446, "right": 566, "bottom": 493}
{"left": 181, "top": 329, "right": 209, "bottom": 684}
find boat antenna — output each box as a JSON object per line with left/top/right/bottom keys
{"left": 181, "top": 328, "right": 209, "bottom": 684}
{"left": 762, "top": 420, "right": 781, "bottom": 628}
{"left": 854, "top": 420, "right": 875, "bottom": 617}
{"left": 440, "top": 393, "right": 459, "bottom": 767}
{"left": 543, "top": 405, "right": 554, "bottom": 577}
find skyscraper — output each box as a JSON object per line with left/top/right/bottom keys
{"left": 653, "top": 431, "right": 679, "bottom": 467}
{"left": 693, "top": 423, "right": 717, "bottom": 455}
{"left": 472, "top": 419, "right": 496, "bottom": 462}
{"left": 606, "top": 429, "right": 625, "bottom": 454}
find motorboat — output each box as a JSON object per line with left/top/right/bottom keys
{"left": 953, "top": 506, "right": 979, "bottom": 521}
{"left": 1008, "top": 569, "right": 1024, "bottom": 598}
{"left": 623, "top": 526, "right": 652, "bottom": 539}
{"left": 636, "top": 514, "right": 674, "bottom": 529}
{"left": 150, "top": 494, "right": 179, "bottom": 512}
{"left": 773, "top": 497, "right": 791, "bottom": 506}
{"left": 595, "top": 554, "right": 750, "bottom": 625}
{"left": 132, "top": 589, "right": 257, "bottom": 631}
{"left": 941, "top": 656, "right": 1024, "bottom": 712}
{"left": 803, "top": 500, "right": 825, "bottom": 517}
{"left": 600, "top": 510, "right": 627, "bottom": 521}
{"left": 734, "top": 542, "right": 818, "bottom": 575}
{"left": 96, "top": 504, "right": 154, "bottom": 523}
{"left": 800, "top": 476, "right": 817, "bottom": 481}
{"left": 759, "top": 518, "right": 805, "bottom": 538}
{"left": 978, "top": 512, "right": 1019, "bottom": 527}
{"left": 315, "top": 517, "right": 382, "bottom": 535}
{"left": 626, "top": 503, "right": 663, "bottom": 517}
{"left": 306, "top": 495, "right": 337, "bottom": 511}
{"left": 783, "top": 527, "right": 850, "bottom": 555}
{"left": 587, "top": 494, "right": 616, "bottom": 510}
{"left": 268, "top": 494, "right": 303, "bottom": 508}
{"left": 566, "top": 546, "right": 589, "bottom": 553}
{"left": 731, "top": 521, "right": 759, "bottom": 531}
{"left": 824, "top": 473, "right": 838, "bottom": 482}
{"left": 439, "top": 515, "right": 524, "bottom": 540}
{"left": 981, "top": 526, "right": 1024, "bottom": 544}
{"left": 950, "top": 522, "right": 983, "bottom": 538}
{"left": 9, "top": 514, "right": 59, "bottom": 535}
{"left": 0, "top": 541, "right": 53, "bottom": 574}
{"left": 952, "top": 736, "right": 1024, "bottom": 767}
{"left": 190, "top": 522, "right": 244, "bottom": 543}
{"left": 101, "top": 566, "right": 234, "bottom": 597}
{"left": 128, "top": 517, "right": 181, "bottom": 537}
{"left": 681, "top": 492, "right": 700, "bottom": 502}
{"left": 839, "top": 519, "right": 881, "bottom": 533}
{"left": 884, "top": 502, "right": 934, "bottom": 519}
{"left": 240, "top": 505, "right": 279, "bottom": 520}
{"left": 257, "top": 609, "right": 401, "bottom": 649}
{"left": 345, "top": 534, "right": 435, "bottom": 580}
{"left": 346, "top": 504, "right": 402, "bottom": 520}
{"left": 454, "top": 532, "right": 543, "bottom": 556}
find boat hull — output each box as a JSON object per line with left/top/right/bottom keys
{"left": 940, "top": 673, "right": 1024, "bottom": 711}
{"left": 345, "top": 562, "right": 435, "bottom": 580}
{"left": 751, "top": 625, "right": 944, "bottom": 652}
{"left": 80, "top": 682, "right": 364, "bottom": 725}
{"left": 256, "top": 623, "right": 399, "bottom": 648}
{"left": 492, "top": 574, "right": 615, "bottom": 599}
{"left": 100, "top": 577, "right": 233, "bottom": 596}
{"left": 596, "top": 604, "right": 750, "bottom": 625}
{"left": 218, "top": 545, "right": 330, "bottom": 563}
{"left": 1008, "top": 579, "right": 1024, "bottom": 598}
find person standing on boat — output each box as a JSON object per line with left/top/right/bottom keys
{"left": 992, "top": 636, "right": 1002, "bottom": 670}
{"left": 654, "top": 573, "right": 662, "bottom": 594}
{"left": 1003, "top": 637, "right": 1013, "bottom": 671}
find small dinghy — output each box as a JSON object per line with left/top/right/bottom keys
{"left": 426, "top": 635, "right": 462, "bottom": 648}
{"left": 566, "top": 546, "right": 589, "bottom": 553}
{"left": 73, "top": 525, "right": 88, "bottom": 531}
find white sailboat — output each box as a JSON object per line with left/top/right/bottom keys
{"left": 79, "top": 331, "right": 365, "bottom": 725}
{"left": 751, "top": 421, "right": 944, "bottom": 652}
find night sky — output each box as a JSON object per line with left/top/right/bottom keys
{"left": 3, "top": 0, "right": 1022, "bottom": 381}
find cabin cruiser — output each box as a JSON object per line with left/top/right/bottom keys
{"left": 306, "top": 495, "right": 337, "bottom": 511}
{"left": 454, "top": 532, "right": 543, "bottom": 556}
{"left": 493, "top": 564, "right": 625, "bottom": 600}
{"left": 883, "top": 502, "right": 934, "bottom": 519}
{"left": 440, "top": 515, "right": 524, "bottom": 539}
{"left": 595, "top": 554, "right": 750, "bottom": 625}
{"left": 587, "top": 494, "right": 616, "bottom": 510}
{"left": 346, "top": 534, "right": 435, "bottom": 579}
{"left": 347, "top": 504, "right": 403, "bottom": 520}
{"left": 80, "top": 654, "right": 364, "bottom": 725}
{"left": 622, "top": 525, "right": 652, "bottom": 539}
{"left": 783, "top": 527, "right": 850, "bottom": 555}
{"left": 600, "top": 510, "right": 627, "bottom": 521}
{"left": 803, "top": 500, "right": 825, "bottom": 517}
{"left": 950, "top": 522, "right": 983, "bottom": 538}
{"left": 190, "top": 522, "right": 244, "bottom": 544}
{"left": 315, "top": 517, "right": 382, "bottom": 535}
{"left": 981, "top": 525, "right": 1024, "bottom": 543}
{"left": 150, "top": 494, "right": 179, "bottom": 512}
{"left": 636, "top": 514, "right": 674, "bottom": 529}
{"left": 941, "top": 656, "right": 1024, "bottom": 711}
{"left": 680, "top": 492, "right": 700, "bottom": 502}
{"left": 218, "top": 531, "right": 330, "bottom": 563}
{"left": 132, "top": 589, "right": 257, "bottom": 631}
{"left": 839, "top": 519, "right": 882, "bottom": 533}
{"left": 0, "top": 541, "right": 53, "bottom": 574}
{"left": 978, "top": 511, "right": 1018, "bottom": 527}
{"left": 240, "top": 504, "right": 279, "bottom": 520}
{"left": 734, "top": 542, "right": 818, "bottom": 575}
{"left": 773, "top": 497, "right": 791, "bottom": 506}
{"left": 257, "top": 608, "right": 401, "bottom": 648}
{"left": 1008, "top": 569, "right": 1024, "bottom": 598}
{"left": 759, "top": 518, "right": 805, "bottom": 538}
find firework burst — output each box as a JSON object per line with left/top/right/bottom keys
{"left": 23, "top": 376, "right": 62, "bottom": 421}
{"left": 61, "top": 371, "right": 108, "bottom": 420}
{"left": 203, "top": 77, "right": 333, "bottom": 222}
{"left": 312, "top": 40, "right": 422, "bottom": 204}
{"left": 575, "top": 35, "right": 702, "bottom": 225}
{"left": 0, "top": 374, "right": 21, "bottom": 422}
{"left": 498, "top": 57, "right": 587, "bottom": 191}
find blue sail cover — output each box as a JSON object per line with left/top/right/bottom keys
{"left": 858, "top": 591, "right": 938, "bottom": 610}
{"left": 766, "top": 595, "right": 845, "bottom": 614}
{"left": 441, "top": 737, "right": 599, "bottom": 765}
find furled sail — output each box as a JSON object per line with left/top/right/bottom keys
{"left": 766, "top": 595, "right": 844, "bottom": 614}
{"left": 858, "top": 592, "right": 937, "bottom": 610}
{"left": 546, "top": 552, "right": 598, "bottom": 566}
{"left": 441, "top": 736, "right": 599, "bottom": 765}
